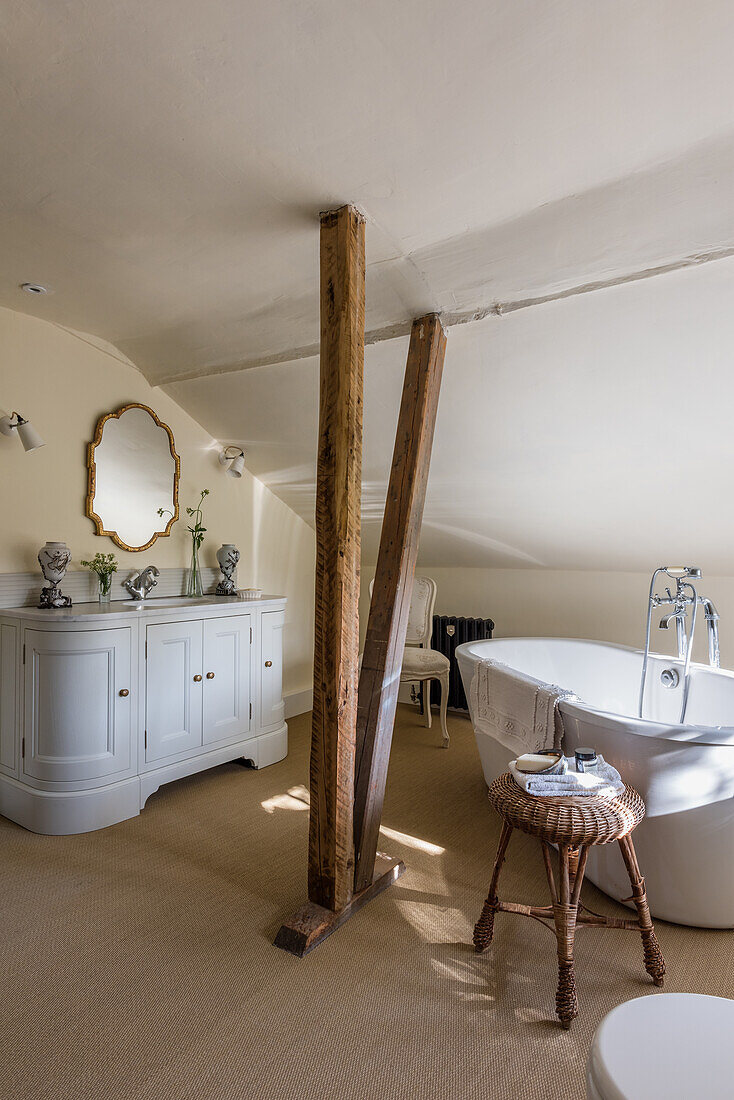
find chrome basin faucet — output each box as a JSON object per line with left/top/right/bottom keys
{"left": 124, "top": 565, "right": 160, "bottom": 600}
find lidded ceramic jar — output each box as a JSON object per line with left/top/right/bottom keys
{"left": 217, "top": 544, "right": 240, "bottom": 575}
{"left": 215, "top": 543, "right": 240, "bottom": 595}
{"left": 38, "top": 541, "right": 71, "bottom": 583}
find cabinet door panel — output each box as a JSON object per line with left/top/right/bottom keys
{"left": 24, "top": 627, "right": 133, "bottom": 782}
{"left": 203, "top": 615, "right": 251, "bottom": 744}
{"left": 146, "top": 622, "right": 203, "bottom": 762}
{"left": 260, "top": 610, "right": 285, "bottom": 731}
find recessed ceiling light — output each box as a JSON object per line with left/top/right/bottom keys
{"left": 20, "top": 282, "right": 50, "bottom": 295}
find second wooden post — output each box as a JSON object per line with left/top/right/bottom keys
{"left": 353, "top": 314, "right": 447, "bottom": 893}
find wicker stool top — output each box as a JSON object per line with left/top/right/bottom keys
{"left": 488, "top": 772, "right": 645, "bottom": 846}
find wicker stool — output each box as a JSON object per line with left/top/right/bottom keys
{"left": 473, "top": 773, "right": 665, "bottom": 1029}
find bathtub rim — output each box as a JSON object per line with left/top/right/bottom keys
{"left": 456, "top": 636, "right": 734, "bottom": 748}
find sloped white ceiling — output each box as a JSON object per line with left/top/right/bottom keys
{"left": 167, "top": 255, "right": 734, "bottom": 570}
{"left": 4, "top": 0, "right": 734, "bottom": 381}
{"left": 3, "top": 1, "right": 734, "bottom": 570}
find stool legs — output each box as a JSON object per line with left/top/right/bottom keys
{"left": 474, "top": 822, "right": 513, "bottom": 952}
{"left": 473, "top": 814, "right": 664, "bottom": 1030}
{"left": 618, "top": 834, "right": 666, "bottom": 986}
{"left": 551, "top": 845, "right": 580, "bottom": 1029}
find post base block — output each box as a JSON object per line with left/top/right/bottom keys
{"left": 274, "top": 854, "right": 406, "bottom": 958}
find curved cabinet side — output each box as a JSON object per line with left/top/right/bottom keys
{"left": 0, "top": 622, "right": 19, "bottom": 775}
{"left": 24, "top": 627, "right": 133, "bottom": 783}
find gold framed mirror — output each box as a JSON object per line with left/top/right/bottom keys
{"left": 86, "top": 403, "right": 180, "bottom": 552}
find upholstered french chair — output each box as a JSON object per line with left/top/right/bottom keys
{"left": 367, "top": 575, "right": 450, "bottom": 747}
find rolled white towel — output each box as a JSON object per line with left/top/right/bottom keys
{"left": 509, "top": 755, "right": 624, "bottom": 798}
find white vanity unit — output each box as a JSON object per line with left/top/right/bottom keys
{"left": 0, "top": 595, "right": 287, "bottom": 835}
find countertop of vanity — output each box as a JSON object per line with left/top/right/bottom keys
{"left": 0, "top": 594, "right": 287, "bottom": 622}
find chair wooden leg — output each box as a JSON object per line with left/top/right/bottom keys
{"left": 474, "top": 822, "right": 513, "bottom": 953}
{"left": 423, "top": 679, "right": 432, "bottom": 729}
{"left": 438, "top": 670, "right": 450, "bottom": 748}
{"left": 618, "top": 834, "right": 665, "bottom": 986}
{"left": 552, "top": 845, "right": 579, "bottom": 1029}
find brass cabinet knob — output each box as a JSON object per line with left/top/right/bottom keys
{"left": 206, "top": 672, "right": 215, "bottom": 679}
{"left": 264, "top": 660, "right": 273, "bottom": 668}
{"left": 193, "top": 674, "right": 202, "bottom": 682}
{"left": 119, "top": 689, "right": 130, "bottom": 697}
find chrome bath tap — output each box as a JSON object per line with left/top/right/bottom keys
{"left": 702, "top": 598, "right": 721, "bottom": 668}
{"left": 124, "top": 565, "right": 160, "bottom": 600}
{"left": 659, "top": 605, "right": 690, "bottom": 662}
{"left": 638, "top": 566, "right": 721, "bottom": 724}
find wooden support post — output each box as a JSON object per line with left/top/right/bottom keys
{"left": 306, "top": 203, "right": 365, "bottom": 912}
{"left": 275, "top": 207, "right": 407, "bottom": 957}
{"left": 353, "top": 314, "right": 447, "bottom": 894}
{"left": 274, "top": 225, "right": 441, "bottom": 958}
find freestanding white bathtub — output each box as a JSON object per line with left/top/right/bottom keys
{"left": 457, "top": 637, "right": 734, "bottom": 928}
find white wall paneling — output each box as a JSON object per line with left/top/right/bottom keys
{"left": 0, "top": 567, "right": 222, "bottom": 611}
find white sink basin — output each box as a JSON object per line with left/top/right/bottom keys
{"left": 120, "top": 596, "right": 214, "bottom": 610}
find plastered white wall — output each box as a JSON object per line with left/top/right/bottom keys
{"left": 360, "top": 566, "right": 734, "bottom": 669}
{"left": 0, "top": 306, "right": 315, "bottom": 697}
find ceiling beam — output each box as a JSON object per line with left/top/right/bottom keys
{"left": 157, "top": 241, "right": 734, "bottom": 387}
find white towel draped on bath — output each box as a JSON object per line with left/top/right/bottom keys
{"left": 469, "top": 657, "right": 576, "bottom": 757}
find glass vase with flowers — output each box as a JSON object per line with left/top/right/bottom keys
{"left": 80, "top": 552, "right": 118, "bottom": 603}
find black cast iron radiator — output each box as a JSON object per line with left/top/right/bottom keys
{"left": 429, "top": 615, "right": 495, "bottom": 711}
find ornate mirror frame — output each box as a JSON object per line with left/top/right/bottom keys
{"left": 86, "top": 403, "right": 181, "bottom": 552}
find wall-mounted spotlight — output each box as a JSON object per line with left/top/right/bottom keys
{"left": 0, "top": 411, "right": 45, "bottom": 453}
{"left": 218, "top": 445, "right": 245, "bottom": 479}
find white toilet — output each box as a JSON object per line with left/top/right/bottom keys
{"left": 587, "top": 993, "right": 734, "bottom": 1100}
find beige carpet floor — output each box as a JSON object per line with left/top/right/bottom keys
{"left": 3, "top": 706, "right": 734, "bottom": 1100}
